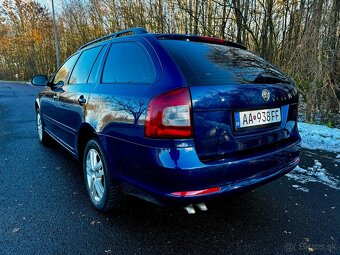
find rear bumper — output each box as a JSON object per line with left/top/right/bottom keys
{"left": 157, "top": 154, "right": 299, "bottom": 206}
{"left": 100, "top": 134, "right": 301, "bottom": 206}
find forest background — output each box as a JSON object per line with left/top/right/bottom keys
{"left": 0, "top": 0, "right": 339, "bottom": 126}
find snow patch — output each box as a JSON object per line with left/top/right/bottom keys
{"left": 286, "top": 160, "right": 340, "bottom": 191}
{"left": 298, "top": 122, "right": 340, "bottom": 153}
{"left": 291, "top": 184, "right": 309, "bottom": 192}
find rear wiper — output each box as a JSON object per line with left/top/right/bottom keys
{"left": 254, "top": 71, "right": 291, "bottom": 84}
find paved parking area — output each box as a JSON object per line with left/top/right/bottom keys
{"left": 0, "top": 82, "right": 339, "bottom": 254}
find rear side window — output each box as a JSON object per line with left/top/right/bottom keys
{"left": 102, "top": 42, "right": 155, "bottom": 84}
{"left": 69, "top": 46, "right": 102, "bottom": 84}
{"left": 53, "top": 54, "right": 79, "bottom": 86}
{"left": 159, "top": 40, "right": 289, "bottom": 85}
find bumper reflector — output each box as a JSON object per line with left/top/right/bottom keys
{"left": 171, "top": 187, "right": 221, "bottom": 197}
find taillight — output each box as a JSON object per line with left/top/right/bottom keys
{"left": 145, "top": 87, "right": 192, "bottom": 138}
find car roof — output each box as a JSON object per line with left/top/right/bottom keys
{"left": 78, "top": 27, "right": 246, "bottom": 52}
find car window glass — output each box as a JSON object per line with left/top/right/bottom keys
{"left": 69, "top": 46, "right": 102, "bottom": 85}
{"left": 102, "top": 42, "right": 155, "bottom": 84}
{"left": 53, "top": 54, "right": 79, "bottom": 86}
{"left": 159, "top": 40, "right": 289, "bottom": 85}
{"left": 87, "top": 45, "right": 107, "bottom": 84}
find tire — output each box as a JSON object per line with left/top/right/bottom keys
{"left": 83, "top": 138, "right": 123, "bottom": 212}
{"left": 36, "top": 109, "right": 51, "bottom": 146}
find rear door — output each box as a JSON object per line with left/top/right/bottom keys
{"left": 159, "top": 40, "right": 299, "bottom": 162}
{"left": 85, "top": 38, "right": 162, "bottom": 181}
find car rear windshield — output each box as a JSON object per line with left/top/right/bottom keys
{"left": 159, "top": 40, "right": 290, "bottom": 86}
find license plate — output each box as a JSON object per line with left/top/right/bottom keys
{"left": 234, "top": 108, "right": 281, "bottom": 129}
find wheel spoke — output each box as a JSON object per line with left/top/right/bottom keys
{"left": 94, "top": 160, "right": 102, "bottom": 172}
{"left": 94, "top": 178, "right": 104, "bottom": 199}
{"left": 86, "top": 170, "right": 93, "bottom": 181}
{"left": 90, "top": 149, "right": 96, "bottom": 170}
{"left": 86, "top": 157, "right": 94, "bottom": 174}
{"left": 89, "top": 177, "right": 95, "bottom": 195}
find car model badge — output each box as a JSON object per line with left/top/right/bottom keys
{"left": 262, "top": 89, "right": 270, "bottom": 101}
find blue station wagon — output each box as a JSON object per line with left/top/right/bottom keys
{"left": 31, "top": 28, "right": 301, "bottom": 213}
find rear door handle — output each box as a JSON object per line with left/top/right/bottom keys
{"left": 78, "top": 96, "right": 86, "bottom": 105}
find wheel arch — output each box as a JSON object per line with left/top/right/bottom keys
{"left": 77, "top": 122, "right": 98, "bottom": 161}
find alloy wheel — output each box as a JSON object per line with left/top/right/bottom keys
{"left": 37, "top": 112, "right": 43, "bottom": 142}
{"left": 86, "top": 148, "right": 105, "bottom": 202}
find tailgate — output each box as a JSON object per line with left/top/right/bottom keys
{"left": 190, "top": 83, "right": 299, "bottom": 161}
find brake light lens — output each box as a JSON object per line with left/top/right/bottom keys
{"left": 194, "top": 36, "right": 226, "bottom": 45}
{"left": 145, "top": 88, "right": 192, "bottom": 138}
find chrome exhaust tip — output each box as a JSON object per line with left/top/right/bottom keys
{"left": 183, "top": 203, "right": 208, "bottom": 214}
{"left": 183, "top": 204, "right": 196, "bottom": 214}
{"left": 195, "top": 203, "right": 208, "bottom": 211}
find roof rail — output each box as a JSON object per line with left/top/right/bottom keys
{"left": 77, "top": 27, "right": 148, "bottom": 51}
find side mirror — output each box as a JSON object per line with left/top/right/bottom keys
{"left": 31, "top": 75, "right": 48, "bottom": 86}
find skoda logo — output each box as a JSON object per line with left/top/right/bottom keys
{"left": 262, "top": 89, "right": 270, "bottom": 101}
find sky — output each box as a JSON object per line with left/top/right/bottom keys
{"left": 0, "top": 0, "right": 63, "bottom": 13}
{"left": 36, "top": 0, "right": 62, "bottom": 13}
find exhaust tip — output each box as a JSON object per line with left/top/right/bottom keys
{"left": 183, "top": 203, "right": 208, "bottom": 214}
{"left": 183, "top": 205, "right": 196, "bottom": 214}
{"left": 195, "top": 203, "right": 208, "bottom": 211}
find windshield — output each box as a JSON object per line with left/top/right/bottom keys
{"left": 159, "top": 40, "right": 290, "bottom": 86}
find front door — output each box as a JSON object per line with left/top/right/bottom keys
{"left": 42, "top": 53, "right": 79, "bottom": 143}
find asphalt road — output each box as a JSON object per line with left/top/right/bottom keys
{"left": 0, "top": 82, "right": 339, "bottom": 255}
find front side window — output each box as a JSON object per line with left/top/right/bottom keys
{"left": 69, "top": 46, "right": 103, "bottom": 85}
{"left": 53, "top": 54, "right": 79, "bottom": 86}
{"left": 102, "top": 42, "right": 155, "bottom": 84}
